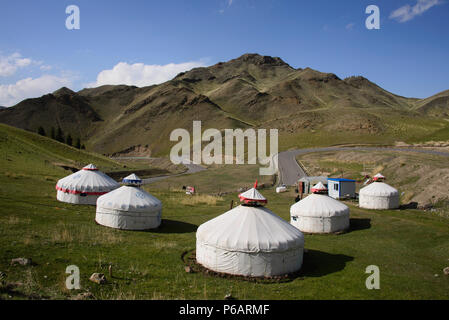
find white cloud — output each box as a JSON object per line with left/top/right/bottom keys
{"left": 390, "top": 0, "right": 442, "bottom": 23}
{"left": 0, "top": 53, "right": 33, "bottom": 77}
{"left": 39, "top": 65, "right": 52, "bottom": 71}
{"left": 88, "top": 60, "right": 206, "bottom": 88}
{"left": 0, "top": 75, "right": 71, "bottom": 107}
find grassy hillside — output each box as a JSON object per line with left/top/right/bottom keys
{"left": 1, "top": 152, "right": 448, "bottom": 299}
{"left": 0, "top": 54, "right": 448, "bottom": 157}
{"left": 298, "top": 150, "right": 449, "bottom": 207}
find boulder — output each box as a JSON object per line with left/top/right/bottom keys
{"left": 89, "top": 273, "right": 106, "bottom": 284}
{"left": 10, "top": 258, "right": 32, "bottom": 266}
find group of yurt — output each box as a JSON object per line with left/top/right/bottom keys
{"left": 56, "top": 165, "right": 398, "bottom": 278}
{"left": 56, "top": 164, "right": 162, "bottom": 230}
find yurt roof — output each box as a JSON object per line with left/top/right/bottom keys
{"left": 238, "top": 188, "right": 267, "bottom": 204}
{"left": 82, "top": 164, "right": 98, "bottom": 171}
{"left": 311, "top": 182, "right": 327, "bottom": 193}
{"left": 97, "top": 186, "right": 162, "bottom": 213}
{"left": 374, "top": 173, "right": 385, "bottom": 179}
{"left": 290, "top": 193, "right": 349, "bottom": 218}
{"left": 197, "top": 205, "right": 304, "bottom": 253}
{"left": 56, "top": 165, "right": 119, "bottom": 194}
{"left": 359, "top": 182, "right": 398, "bottom": 197}
{"left": 122, "top": 173, "right": 142, "bottom": 185}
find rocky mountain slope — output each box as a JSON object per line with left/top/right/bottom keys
{"left": 0, "top": 53, "right": 448, "bottom": 156}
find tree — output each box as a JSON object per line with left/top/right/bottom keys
{"left": 81, "top": 144, "right": 86, "bottom": 150}
{"left": 50, "top": 127, "right": 55, "bottom": 140}
{"left": 37, "top": 126, "right": 46, "bottom": 136}
{"left": 66, "top": 134, "right": 73, "bottom": 146}
{"left": 75, "top": 138, "right": 81, "bottom": 149}
{"left": 56, "top": 127, "right": 64, "bottom": 143}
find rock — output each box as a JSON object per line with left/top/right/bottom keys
{"left": 434, "top": 274, "right": 439, "bottom": 277}
{"left": 71, "top": 292, "right": 94, "bottom": 300}
{"left": 10, "top": 258, "right": 32, "bottom": 266}
{"left": 224, "top": 293, "right": 235, "bottom": 300}
{"left": 184, "top": 266, "right": 192, "bottom": 273}
{"left": 0, "top": 271, "right": 6, "bottom": 279}
{"left": 89, "top": 273, "right": 106, "bottom": 284}
{"left": 443, "top": 267, "right": 449, "bottom": 276}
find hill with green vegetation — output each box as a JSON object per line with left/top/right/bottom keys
{"left": 1, "top": 53, "right": 448, "bottom": 156}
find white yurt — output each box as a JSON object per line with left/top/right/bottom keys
{"left": 359, "top": 173, "right": 399, "bottom": 210}
{"left": 290, "top": 182, "right": 350, "bottom": 234}
{"left": 55, "top": 164, "right": 119, "bottom": 205}
{"left": 196, "top": 182, "right": 304, "bottom": 277}
{"left": 95, "top": 174, "right": 162, "bottom": 230}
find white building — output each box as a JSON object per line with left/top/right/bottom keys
{"left": 95, "top": 174, "right": 162, "bottom": 230}
{"left": 359, "top": 174, "right": 399, "bottom": 210}
{"left": 327, "top": 178, "right": 356, "bottom": 200}
{"left": 290, "top": 182, "right": 350, "bottom": 233}
{"left": 196, "top": 183, "right": 304, "bottom": 277}
{"left": 56, "top": 164, "right": 119, "bottom": 205}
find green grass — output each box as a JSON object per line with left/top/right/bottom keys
{"left": 1, "top": 125, "right": 448, "bottom": 300}
{"left": 1, "top": 176, "right": 448, "bottom": 299}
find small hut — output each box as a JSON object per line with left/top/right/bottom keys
{"left": 196, "top": 182, "right": 304, "bottom": 277}
{"left": 95, "top": 174, "right": 162, "bottom": 230}
{"left": 359, "top": 173, "right": 399, "bottom": 210}
{"left": 327, "top": 178, "right": 356, "bottom": 200}
{"left": 297, "top": 176, "right": 328, "bottom": 197}
{"left": 290, "top": 182, "right": 350, "bottom": 234}
{"left": 55, "top": 164, "right": 119, "bottom": 205}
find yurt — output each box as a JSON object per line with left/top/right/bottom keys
{"left": 196, "top": 182, "right": 304, "bottom": 277}
{"left": 56, "top": 164, "right": 119, "bottom": 205}
{"left": 359, "top": 173, "right": 399, "bottom": 210}
{"left": 95, "top": 174, "right": 162, "bottom": 230}
{"left": 290, "top": 182, "right": 350, "bottom": 234}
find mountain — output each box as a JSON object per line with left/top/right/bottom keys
{"left": 0, "top": 53, "right": 448, "bottom": 156}
{"left": 413, "top": 89, "right": 449, "bottom": 118}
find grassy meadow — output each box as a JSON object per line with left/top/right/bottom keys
{"left": 0, "top": 124, "right": 448, "bottom": 300}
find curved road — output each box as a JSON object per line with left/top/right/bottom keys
{"left": 278, "top": 146, "right": 449, "bottom": 186}
{"left": 110, "top": 156, "right": 206, "bottom": 185}
{"left": 113, "top": 147, "right": 449, "bottom": 187}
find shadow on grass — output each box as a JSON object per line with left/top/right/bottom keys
{"left": 399, "top": 202, "right": 418, "bottom": 210}
{"left": 300, "top": 249, "right": 354, "bottom": 277}
{"left": 148, "top": 219, "right": 197, "bottom": 234}
{"left": 348, "top": 218, "right": 371, "bottom": 232}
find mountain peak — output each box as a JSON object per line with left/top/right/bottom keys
{"left": 52, "top": 87, "right": 75, "bottom": 96}
{"left": 232, "top": 53, "right": 289, "bottom": 67}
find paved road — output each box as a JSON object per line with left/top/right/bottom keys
{"left": 277, "top": 146, "right": 449, "bottom": 186}
{"left": 113, "top": 147, "right": 449, "bottom": 187}
{"left": 110, "top": 156, "right": 206, "bottom": 185}
{"left": 142, "top": 163, "right": 205, "bottom": 184}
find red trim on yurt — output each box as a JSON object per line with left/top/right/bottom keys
{"left": 238, "top": 194, "right": 268, "bottom": 205}
{"left": 55, "top": 185, "right": 108, "bottom": 195}
{"left": 82, "top": 168, "right": 98, "bottom": 171}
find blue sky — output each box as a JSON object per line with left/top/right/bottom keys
{"left": 0, "top": 0, "right": 448, "bottom": 106}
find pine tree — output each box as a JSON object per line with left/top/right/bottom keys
{"left": 66, "top": 134, "right": 73, "bottom": 146}
{"left": 50, "top": 127, "right": 55, "bottom": 140}
{"left": 37, "top": 126, "right": 46, "bottom": 136}
{"left": 75, "top": 138, "right": 81, "bottom": 149}
{"left": 56, "top": 127, "right": 64, "bottom": 143}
